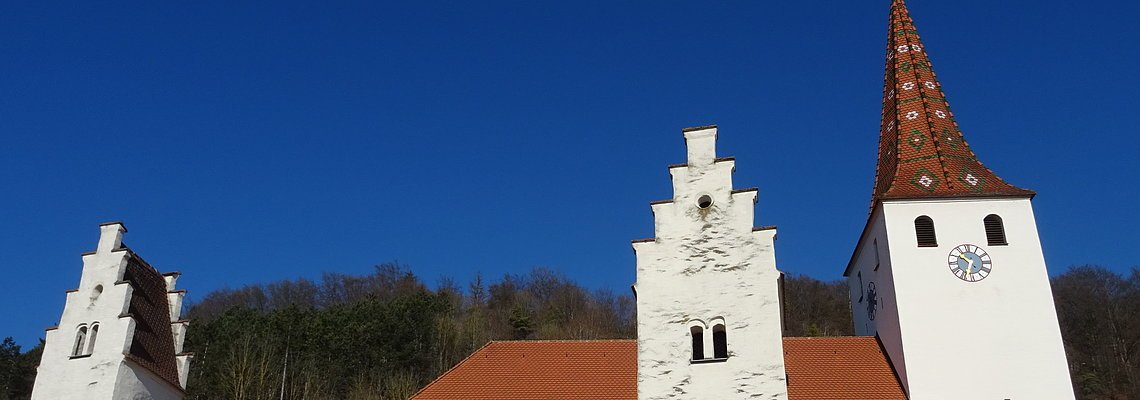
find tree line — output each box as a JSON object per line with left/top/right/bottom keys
{"left": 0, "top": 264, "right": 1136, "bottom": 399}
{"left": 1053, "top": 266, "right": 1140, "bottom": 399}
{"left": 0, "top": 338, "right": 39, "bottom": 400}
{"left": 182, "top": 264, "right": 636, "bottom": 399}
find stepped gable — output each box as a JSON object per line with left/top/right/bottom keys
{"left": 871, "top": 0, "right": 1033, "bottom": 203}
{"left": 121, "top": 247, "right": 183, "bottom": 391}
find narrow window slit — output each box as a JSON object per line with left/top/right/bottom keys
{"left": 72, "top": 326, "right": 88, "bottom": 357}
{"left": 713, "top": 324, "right": 728, "bottom": 359}
{"left": 691, "top": 326, "right": 705, "bottom": 360}
{"left": 86, "top": 323, "right": 99, "bottom": 355}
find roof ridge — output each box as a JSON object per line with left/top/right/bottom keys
{"left": 488, "top": 339, "right": 635, "bottom": 344}
{"left": 783, "top": 336, "right": 877, "bottom": 340}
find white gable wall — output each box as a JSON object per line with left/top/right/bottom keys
{"left": 32, "top": 223, "right": 187, "bottom": 400}
{"left": 34, "top": 224, "right": 135, "bottom": 400}
{"left": 113, "top": 360, "right": 186, "bottom": 400}
{"left": 634, "top": 127, "right": 788, "bottom": 400}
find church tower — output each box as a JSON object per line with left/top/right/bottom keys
{"left": 845, "top": 1, "right": 1074, "bottom": 399}
{"left": 33, "top": 222, "right": 192, "bottom": 400}
{"left": 633, "top": 126, "right": 788, "bottom": 400}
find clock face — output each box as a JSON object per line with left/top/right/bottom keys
{"left": 947, "top": 244, "right": 992, "bottom": 282}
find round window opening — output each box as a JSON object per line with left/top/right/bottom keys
{"left": 92, "top": 285, "right": 103, "bottom": 300}
{"left": 697, "top": 195, "right": 714, "bottom": 209}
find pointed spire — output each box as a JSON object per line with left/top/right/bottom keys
{"left": 871, "top": 0, "right": 1033, "bottom": 203}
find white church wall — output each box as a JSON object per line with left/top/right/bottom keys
{"left": 32, "top": 223, "right": 188, "bottom": 400}
{"left": 114, "top": 360, "right": 186, "bottom": 400}
{"left": 846, "top": 208, "right": 909, "bottom": 391}
{"left": 34, "top": 224, "right": 136, "bottom": 400}
{"left": 881, "top": 197, "right": 1073, "bottom": 400}
{"left": 634, "top": 126, "right": 788, "bottom": 400}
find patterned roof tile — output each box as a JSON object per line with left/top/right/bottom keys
{"left": 872, "top": 0, "right": 1034, "bottom": 203}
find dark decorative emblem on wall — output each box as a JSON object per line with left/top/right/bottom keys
{"left": 866, "top": 282, "right": 879, "bottom": 321}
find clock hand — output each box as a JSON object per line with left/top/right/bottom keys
{"left": 958, "top": 254, "right": 972, "bottom": 276}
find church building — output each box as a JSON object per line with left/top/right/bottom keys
{"left": 26, "top": 1, "right": 1074, "bottom": 399}
{"left": 843, "top": 0, "right": 1074, "bottom": 398}
{"left": 412, "top": 1, "right": 1075, "bottom": 399}
{"left": 31, "top": 222, "right": 192, "bottom": 400}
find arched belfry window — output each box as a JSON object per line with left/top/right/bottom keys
{"left": 690, "top": 325, "right": 705, "bottom": 361}
{"left": 71, "top": 325, "right": 88, "bottom": 357}
{"left": 915, "top": 216, "right": 937, "bottom": 247}
{"left": 712, "top": 323, "right": 728, "bottom": 359}
{"left": 85, "top": 323, "right": 100, "bottom": 355}
{"left": 984, "top": 214, "right": 1007, "bottom": 246}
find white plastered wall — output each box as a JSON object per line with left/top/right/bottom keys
{"left": 114, "top": 360, "right": 186, "bottom": 400}
{"left": 34, "top": 224, "right": 135, "bottom": 400}
{"left": 32, "top": 223, "right": 187, "bottom": 400}
{"left": 858, "top": 198, "right": 1074, "bottom": 400}
{"left": 164, "top": 273, "right": 193, "bottom": 388}
{"left": 634, "top": 127, "right": 788, "bottom": 400}
{"left": 847, "top": 208, "right": 909, "bottom": 391}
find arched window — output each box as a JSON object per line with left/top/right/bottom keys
{"left": 915, "top": 216, "right": 937, "bottom": 247}
{"left": 72, "top": 325, "right": 88, "bottom": 357}
{"left": 984, "top": 214, "right": 1007, "bottom": 246}
{"left": 85, "top": 323, "right": 99, "bottom": 355}
{"left": 712, "top": 324, "right": 728, "bottom": 359}
{"left": 690, "top": 326, "right": 705, "bottom": 360}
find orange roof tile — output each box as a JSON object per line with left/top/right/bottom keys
{"left": 783, "top": 337, "right": 907, "bottom": 400}
{"left": 412, "top": 340, "right": 637, "bottom": 400}
{"left": 412, "top": 337, "right": 904, "bottom": 400}
{"left": 872, "top": 0, "right": 1033, "bottom": 203}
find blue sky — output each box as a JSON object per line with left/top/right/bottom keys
{"left": 3, "top": 0, "right": 1138, "bottom": 347}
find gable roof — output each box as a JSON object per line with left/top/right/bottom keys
{"left": 783, "top": 337, "right": 907, "bottom": 400}
{"left": 871, "top": 0, "right": 1033, "bottom": 203}
{"left": 411, "top": 337, "right": 905, "bottom": 399}
{"left": 121, "top": 249, "right": 184, "bottom": 392}
{"left": 412, "top": 340, "right": 636, "bottom": 400}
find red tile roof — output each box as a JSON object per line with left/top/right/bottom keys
{"left": 783, "top": 337, "right": 907, "bottom": 400}
{"left": 412, "top": 340, "right": 637, "bottom": 400}
{"left": 872, "top": 0, "right": 1033, "bottom": 203}
{"left": 122, "top": 249, "right": 184, "bottom": 392}
{"left": 411, "top": 337, "right": 904, "bottom": 400}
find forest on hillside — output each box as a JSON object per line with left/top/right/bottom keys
{"left": 1, "top": 264, "right": 1137, "bottom": 399}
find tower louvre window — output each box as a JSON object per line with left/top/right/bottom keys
{"left": 712, "top": 324, "right": 728, "bottom": 359}
{"left": 690, "top": 326, "right": 705, "bottom": 360}
{"left": 984, "top": 214, "right": 1008, "bottom": 246}
{"left": 914, "top": 216, "right": 937, "bottom": 247}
